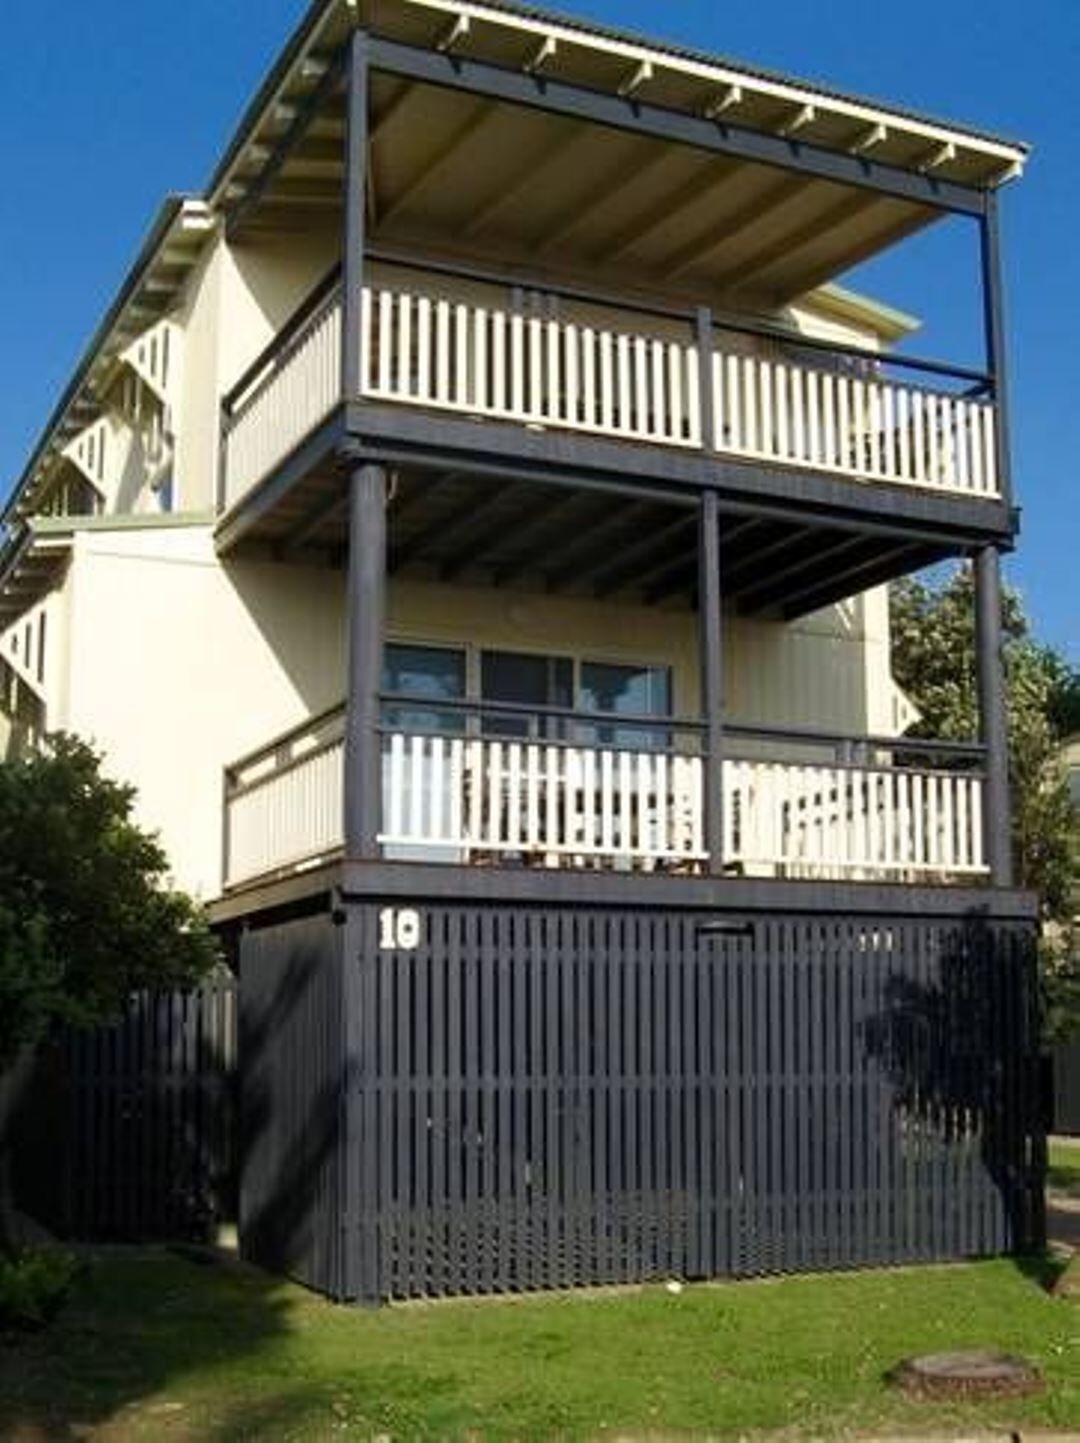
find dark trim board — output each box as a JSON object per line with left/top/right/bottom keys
{"left": 210, "top": 858, "right": 1038, "bottom": 930}
{"left": 212, "top": 400, "right": 1017, "bottom": 562}
{"left": 236, "top": 882, "right": 1044, "bottom": 1303}
{"left": 215, "top": 407, "right": 348, "bottom": 554}
{"left": 346, "top": 403, "right": 1017, "bottom": 548}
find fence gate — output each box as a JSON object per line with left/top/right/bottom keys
{"left": 9, "top": 978, "right": 237, "bottom": 1241}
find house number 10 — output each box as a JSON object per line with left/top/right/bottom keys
{"left": 378, "top": 907, "right": 421, "bottom": 951}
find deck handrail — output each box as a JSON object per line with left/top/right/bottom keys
{"left": 367, "top": 247, "right": 992, "bottom": 394}
{"left": 218, "top": 267, "right": 999, "bottom": 509}
{"left": 223, "top": 700, "right": 983, "bottom": 795}
{"left": 221, "top": 266, "right": 342, "bottom": 421}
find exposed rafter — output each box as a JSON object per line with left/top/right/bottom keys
{"left": 656, "top": 173, "right": 811, "bottom": 282}
{"left": 461, "top": 121, "right": 589, "bottom": 239}
{"left": 714, "top": 190, "right": 884, "bottom": 293}
{"left": 531, "top": 138, "right": 671, "bottom": 254}
{"left": 390, "top": 480, "right": 517, "bottom": 570}
{"left": 594, "top": 154, "right": 738, "bottom": 266}
{"left": 736, "top": 533, "right": 871, "bottom": 611}
{"left": 378, "top": 98, "right": 496, "bottom": 225}
{"left": 226, "top": 54, "right": 345, "bottom": 238}
{"left": 589, "top": 513, "right": 697, "bottom": 597}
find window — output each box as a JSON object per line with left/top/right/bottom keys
{"left": 578, "top": 661, "right": 671, "bottom": 749}
{"left": 480, "top": 650, "right": 572, "bottom": 738}
{"left": 381, "top": 643, "right": 466, "bottom": 734}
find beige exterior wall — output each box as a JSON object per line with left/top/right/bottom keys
{"left": 52, "top": 523, "right": 344, "bottom": 898}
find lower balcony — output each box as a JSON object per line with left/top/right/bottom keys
{"left": 222, "top": 700, "right": 987, "bottom": 893}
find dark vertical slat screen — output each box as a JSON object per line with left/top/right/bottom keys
{"left": 10, "top": 979, "right": 237, "bottom": 1242}
{"left": 342, "top": 904, "right": 1044, "bottom": 1302}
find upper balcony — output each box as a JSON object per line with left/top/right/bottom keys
{"left": 208, "top": 3, "right": 1022, "bottom": 553}
{"left": 219, "top": 263, "right": 1000, "bottom": 524}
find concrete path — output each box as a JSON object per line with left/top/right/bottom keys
{"left": 1048, "top": 1191, "right": 1080, "bottom": 1251}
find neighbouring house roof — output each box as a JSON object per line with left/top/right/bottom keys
{"left": 2, "top": 199, "right": 213, "bottom": 530}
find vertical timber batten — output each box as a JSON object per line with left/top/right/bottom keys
{"left": 341, "top": 29, "right": 369, "bottom": 400}
{"left": 974, "top": 544, "right": 1012, "bottom": 887}
{"left": 699, "top": 488, "right": 723, "bottom": 871}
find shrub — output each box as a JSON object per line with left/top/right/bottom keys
{"left": 0, "top": 1249, "right": 82, "bottom": 1332}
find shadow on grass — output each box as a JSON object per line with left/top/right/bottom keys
{"left": 0, "top": 926, "right": 350, "bottom": 1442}
{"left": 0, "top": 1250, "right": 292, "bottom": 1442}
{"left": 1011, "top": 1250, "right": 1069, "bottom": 1293}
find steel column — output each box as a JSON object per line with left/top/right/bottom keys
{"left": 974, "top": 544, "right": 1012, "bottom": 886}
{"left": 979, "top": 192, "right": 1014, "bottom": 510}
{"left": 699, "top": 488, "right": 724, "bottom": 872}
{"left": 344, "top": 463, "right": 387, "bottom": 858}
{"left": 342, "top": 30, "right": 370, "bottom": 399}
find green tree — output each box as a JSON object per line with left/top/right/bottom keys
{"left": 0, "top": 735, "right": 219, "bottom": 1068}
{"left": 0, "top": 736, "right": 220, "bottom": 1246}
{"left": 890, "top": 567, "right": 1079, "bottom": 1038}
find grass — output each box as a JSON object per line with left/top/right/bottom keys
{"left": 0, "top": 1250, "right": 1076, "bottom": 1441}
{"left": 1049, "top": 1135, "right": 1080, "bottom": 1196}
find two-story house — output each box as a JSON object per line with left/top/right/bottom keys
{"left": 0, "top": 0, "right": 1043, "bottom": 1302}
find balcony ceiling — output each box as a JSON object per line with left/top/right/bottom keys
{"left": 239, "top": 73, "right": 943, "bottom": 313}
{"left": 224, "top": 462, "right": 951, "bottom": 620}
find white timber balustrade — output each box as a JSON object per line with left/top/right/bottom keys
{"left": 217, "top": 274, "right": 1002, "bottom": 508}
{"left": 722, "top": 757, "right": 986, "bottom": 878}
{"left": 711, "top": 348, "right": 998, "bottom": 497}
{"left": 223, "top": 708, "right": 989, "bottom": 889}
{"left": 378, "top": 733, "right": 705, "bottom": 865}
{"left": 222, "top": 288, "right": 342, "bottom": 510}
{"left": 223, "top": 711, "right": 344, "bottom": 889}
{"left": 359, "top": 286, "right": 703, "bottom": 448}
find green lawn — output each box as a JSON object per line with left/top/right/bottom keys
{"left": 0, "top": 1251, "right": 1076, "bottom": 1441}
{"left": 1049, "top": 1135, "right": 1080, "bottom": 1196}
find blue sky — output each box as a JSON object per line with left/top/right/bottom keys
{"left": 0, "top": 0, "right": 1075, "bottom": 659}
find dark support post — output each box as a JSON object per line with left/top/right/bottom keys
{"left": 974, "top": 544, "right": 1012, "bottom": 887}
{"left": 699, "top": 488, "right": 724, "bottom": 873}
{"left": 342, "top": 30, "right": 370, "bottom": 399}
{"left": 344, "top": 462, "right": 387, "bottom": 858}
{"left": 979, "top": 193, "right": 1013, "bottom": 510}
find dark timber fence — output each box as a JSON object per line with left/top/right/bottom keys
{"left": 9, "top": 977, "right": 238, "bottom": 1241}
{"left": 239, "top": 900, "right": 1044, "bottom": 1304}
{"left": 1052, "top": 1040, "right": 1080, "bottom": 1134}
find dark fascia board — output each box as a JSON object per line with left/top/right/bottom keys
{"left": 337, "top": 857, "right": 1036, "bottom": 921}
{"left": 345, "top": 401, "right": 1018, "bottom": 548}
{"left": 1, "top": 195, "right": 193, "bottom": 528}
{"left": 338, "top": 858, "right": 1039, "bottom": 921}
{"left": 206, "top": 856, "right": 1039, "bottom": 926}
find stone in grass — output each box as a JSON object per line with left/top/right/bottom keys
{"left": 887, "top": 1349, "right": 1044, "bottom": 1399}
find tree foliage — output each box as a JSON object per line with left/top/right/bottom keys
{"left": 0, "top": 735, "right": 220, "bottom": 1070}
{"left": 890, "top": 567, "right": 1079, "bottom": 1039}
